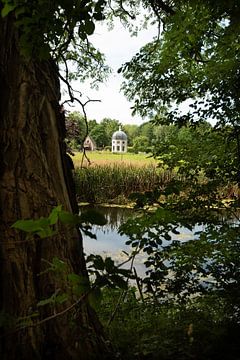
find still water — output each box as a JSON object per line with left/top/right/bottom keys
{"left": 81, "top": 206, "right": 199, "bottom": 276}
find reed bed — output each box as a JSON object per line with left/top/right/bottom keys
{"left": 74, "top": 163, "right": 173, "bottom": 204}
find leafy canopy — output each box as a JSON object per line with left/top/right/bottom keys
{"left": 121, "top": 0, "right": 240, "bottom": 127}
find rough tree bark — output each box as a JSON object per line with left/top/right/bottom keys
{"left": 0, "top": 16, "right": 111, "bottom": 360}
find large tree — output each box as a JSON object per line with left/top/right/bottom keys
{"left": 121, "top": 0, "right": 240, "bottom": 183}
{"left": 0, "top": 1, "right": 149, "bottom": 358}
{"left": 121, "top": 0, "right": 240, "bottom": 125}
{"left": 0, "top": 7, "right": 109, "bottom": 360}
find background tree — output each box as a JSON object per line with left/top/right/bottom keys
{"left": 138, "top": 121, "right": 155, "bottom": 147}
{"left": 132, "top": 135, "right": 149, "bottom": 153}
{"left": 88, "top": 119, "right": 98, "bottom": 133}
{"left": 101, "top": 118, "right": 120, "bottom": 143}
{"left": 89, "top": 118, "right": 120, "bottom": 148}
{"left": 123, "top": 124, "right": 139, "bottom": 146}
{"left": 65, "top": 111, "right": 87, "bottom": 150}
{"left": 90, "top": 125, "right": 108, "bottom": 148}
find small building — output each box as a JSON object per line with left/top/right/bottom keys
{"left": 83, "top": 135, "right": 96, "bottom": 151}
{"left": 112, "top": 127, "right": 128, "bottom": 153}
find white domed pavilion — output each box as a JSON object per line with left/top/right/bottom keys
{"left": 112, "top": 127, "right": 128, "bottom": 153}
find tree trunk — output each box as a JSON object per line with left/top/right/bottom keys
{"left": 0, "top": 16, "right": 111, "bottom": 360}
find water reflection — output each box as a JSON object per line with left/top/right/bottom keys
{"left": 80, "top": 205, "right": 197, "bottom": 277}
{"left": 81, "top": 206, "right": 134, "bottom": 254}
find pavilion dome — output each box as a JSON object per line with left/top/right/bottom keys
{"left": 112, "top": 127, "right": 127, "bottom": 141}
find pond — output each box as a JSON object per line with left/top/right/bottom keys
{"left": 81, "top": 205, "right": 201, "bottom": 277}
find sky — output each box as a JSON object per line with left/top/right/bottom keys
{"left": 63, "top": 20, "right": 158, "bottom": 125}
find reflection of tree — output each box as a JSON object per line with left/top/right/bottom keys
{"left": 80, "top": 206, "right": 134, "bottom": 233}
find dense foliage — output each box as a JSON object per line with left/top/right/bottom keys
{"left": 98, "top": 288, "right": 240, "bottom": 360}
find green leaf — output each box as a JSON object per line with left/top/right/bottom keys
{"left": 15, "top": 6, "right": 26, "bottom": 18}
{"left": 93, "top": 12, "right": 105, "bottom": 20}
{"left": 94, "top": 255, "right": 105, "bottom": 270}
{"left": 48, "top": 205, "right": 62, "bottom": 225}
{"left": 109, "top": 274, "right": 128, "bottom": 290}
{"left": 58, "top": 210, "right": 80, "bottom": 225}
{"left": 12, "top": 218, "right": 48, "bottom": 233}
{"left": 68, "top": 273, "right": 82, "bottom": 284}
{"left": 55, "top": 293, "right": 68, "bottom": 304}
{"left": 104, "top": 257, "right": 115, "bottom": 272}
{"left": 36, "top": 227, "right": 57, "bottom": 239}
{"left": 84, "top": 20, "right": 95, "bottom": 35}
{"left": 164, "top": 233, "right": 172, "bottom": 241}
{"left": 87, "top": 254, "right": 105, "bottom": 271}
{"left": 37, "top": 297, "right": 54, "bottom": 307}
{"left": 1, "top": 3, "right": 16, "bottom": 17}
{"left": 52, "top": 257, "right": 67, "bottom": 272}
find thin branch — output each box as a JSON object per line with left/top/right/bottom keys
{"left": 149, "top": 0, "right": 175, "bottom": 17}
{"left": 133, "top": 267, "right": 145, "bottom": 302}
{"left": 119, "top": 0, "right": 135, "bottom": 20}
{"left": 1, "top": 287, "right": 95, "bottom": 339}
{"left": 107, "top": 244, "right": 140, "bottom": 327}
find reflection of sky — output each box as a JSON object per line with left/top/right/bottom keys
{"left": 83, "top": 225, "right": 198, "bottom": 254}
{"left": 83, "top": 229, "right": 148, "bottom": 277}
{"left": 83, "top": 226, "right": 129, "bottom": 254}
{"left": 82, "top": 206, "right": 202, "bottom": 277}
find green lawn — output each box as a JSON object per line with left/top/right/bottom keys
{"left": 72, "top": 151, "right": 156, "bottom": 167}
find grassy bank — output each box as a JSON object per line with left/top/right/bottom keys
{"left": 72, "top": 151, "right": 166, "bottom": 204}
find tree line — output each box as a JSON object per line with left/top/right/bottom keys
{"left": 66, "top": 111, "right": 155, "bottom": 152}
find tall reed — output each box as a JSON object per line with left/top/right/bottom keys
{"left": 74, "top": 164, "right": 173, "bottom": 204}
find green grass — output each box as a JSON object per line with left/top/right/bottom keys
{"left": 72, "top": 151, "right": 156, "bottom": 168}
